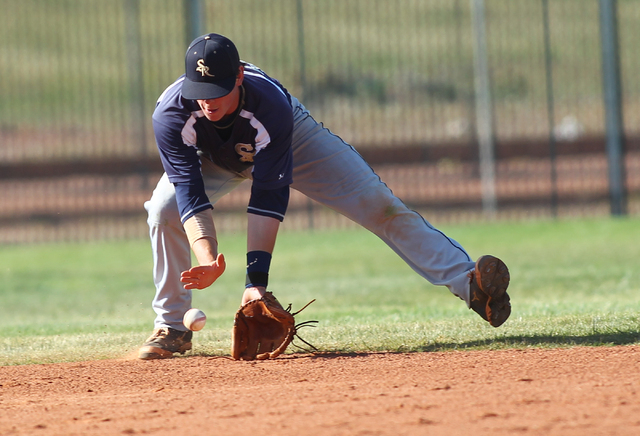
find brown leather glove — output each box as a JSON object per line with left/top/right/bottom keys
{"left": 231, "top": 292, "right": 315, "bottom": 360}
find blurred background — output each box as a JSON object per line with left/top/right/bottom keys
{"left": 1, "top": 0, "right": 638, "bottom": 244}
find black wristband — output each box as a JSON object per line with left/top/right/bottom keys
{"left": 245, "top": 250, "right": 272, "bottom": 288}
{"left": 245, "top": 271, "right": 269, "bottom": 288}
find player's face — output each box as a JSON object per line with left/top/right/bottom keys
{"left": 197, "top": 69, "right": 245, "bottom": 122}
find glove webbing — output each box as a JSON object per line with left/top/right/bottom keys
{"left": 256, "top": 298, "right": 317, "bottom": 360}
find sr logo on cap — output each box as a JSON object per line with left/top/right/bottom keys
{"left": 196, "top": 59, "right": 215, "bottom": 77}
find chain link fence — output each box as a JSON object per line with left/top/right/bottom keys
{"left": 1, "top": 0, "right": 639, "bottom": 243}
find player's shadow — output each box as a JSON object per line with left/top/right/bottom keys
{"left": 411, "top": 330, "right": 639, "bottom": 353}
{"left": 277, "top": 330, "right": 640, "bottom": 360}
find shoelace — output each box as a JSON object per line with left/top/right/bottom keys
{"left": 147, "top": 328, "right": 171, "bottom": 341}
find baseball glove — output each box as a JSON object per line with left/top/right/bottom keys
{"left": 231, "top": 292, "right": 316, "bottom": 361}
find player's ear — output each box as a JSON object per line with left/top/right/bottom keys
{"left": 235, "top": 66, "right": 244, "bottom": 86}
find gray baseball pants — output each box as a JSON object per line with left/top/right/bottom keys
{"left": 144, "top": 97, "right": 475, "bottom": 330}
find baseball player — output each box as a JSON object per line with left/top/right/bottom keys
{"left": 138, "top": 33, "right": 511, "bottom": 359}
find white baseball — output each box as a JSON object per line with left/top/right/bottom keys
{"left": 183, "top": 308, "right": 207, "bottom": 331}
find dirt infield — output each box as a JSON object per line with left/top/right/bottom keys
{"left": 1, "top": 346, "right": 639, "bottom": 435}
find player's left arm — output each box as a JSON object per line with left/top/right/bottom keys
{"left": 242, "top": 181, "right": 290, "bottom": 302}
{"left": 242, "top": 213, "right": 281, "bottom": 304}
{"left": 239, "top": 80, "right": 294, "bottom": 303}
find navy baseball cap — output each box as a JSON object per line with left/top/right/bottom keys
{"left": 181, "top": 33, "right": 240, "bottom": 100}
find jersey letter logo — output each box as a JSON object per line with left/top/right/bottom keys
{"left": 196, "top": 59, "right": 215, "bottom": 77}
{"left": 235, "top": 143, "right": 255, "bottom": 162}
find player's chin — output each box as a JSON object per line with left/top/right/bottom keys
{"left": 203, "top": 111, "right": 222, "bottom": 122}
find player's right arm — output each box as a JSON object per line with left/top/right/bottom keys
{"left": 152, "top": 79, "right": 223, "bottom": 289}
{"left": 180, "top": 210, "right": 226, "bottom": 290}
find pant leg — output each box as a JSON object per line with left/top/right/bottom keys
{"left": 145, "top": 163, "right": 248, "bottom": 330}
{"left": 289, "top": 98, "right": 475, "bottom": 305}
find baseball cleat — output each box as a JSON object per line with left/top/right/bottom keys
{"left": 469, "top": 255, "right": 511, "bottom": 327}
{"left": 138, "top": 327, "right": 193, "bottom": 360}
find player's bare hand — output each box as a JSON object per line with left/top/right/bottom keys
{"left": 242, "top": 286, "right": 266, "bottom": 305}
{"left": 180, "top": 253, "right": 226, "bottom": 290}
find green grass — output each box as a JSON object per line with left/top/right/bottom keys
{"left": 1, "top": 217, "right": 639, "bottom": 366}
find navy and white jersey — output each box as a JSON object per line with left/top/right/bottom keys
{"left": 152, "top": 63, "right": 294, "bottom": 223}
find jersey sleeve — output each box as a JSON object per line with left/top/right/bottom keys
{"left": 152, "top": 79, "right": 212, "bottom": 222}
{"left": 243, "top": 71, "right": 294, "bottom": 191}
{"left": 153, "top": 116, "right": 202, "bottom": 184}
{"left": 251, "top": 120, "right": 293, "bottom": 190}
{"left": 247, "top": 184, "right": 290, "bottom": 221}
{"left": 244, "top": 97, "right": 293, "bottom": 221}
{"left": 240, "top": 72, "right": 294, "bottom": 220}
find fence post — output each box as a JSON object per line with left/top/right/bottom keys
{"left": 296, "top": 0, "right": 314, "bottom": 230}
{"left": 184, "top": 0, "right": 204, "bottom": 46}
{"left": 542, "top": 0, "right": 558, "bottom": 218}
{"left": 124, "top": 0, "right": 149, "bottom": 186}
{"left": 470, "top": 0, "right": 497, "bottom": 217}
{"left": 599, "top": 0, "right": 627, "bottom": 216}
